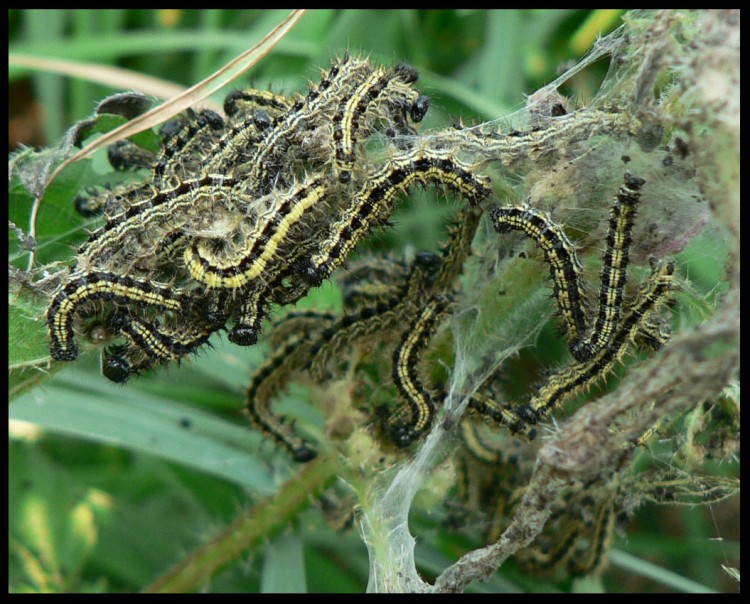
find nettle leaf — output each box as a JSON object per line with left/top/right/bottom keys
{"left": 9, "top": 280, "right": 57, "bottom": 398}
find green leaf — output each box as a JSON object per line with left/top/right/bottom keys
{"left": 9, "top": 282, "right": 52, "bottom": 371}
{"left": 261, "top": 531, "right": 307, "bottom": 593}
{"left": 10, "top": 371, "right": 278, "bottom": 494}
{"left": 9, "top": 445, "right": 99, "bottom": 592}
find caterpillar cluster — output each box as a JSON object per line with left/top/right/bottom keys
{"left": 46, "top": 54, "right": 489, "bottom": 382}
{"left": 46, "top": 53, "right": 674, "bottom": 458}
{"left": 245, "top": 173, "right": 675, "bottom": 460}
{"left": 44, "top": 54, "right": 682, "bottom": 581}
{"left": 245, "top": 168, "right": 675, "bottom": 579}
